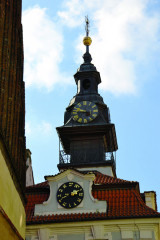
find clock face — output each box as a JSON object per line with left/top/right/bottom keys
{"left": 57, "top": 182, "right": 84, "bottom": 209}
{"left": 72, "top": 101, "right": 98, "bottom": 123}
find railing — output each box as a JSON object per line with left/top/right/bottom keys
{"left": 105, "top": 152, "right": 115, "bottom": 161}
{"left": 106, "top": 151, "right": 116, "bottom": 170}
{"left": 59, "top": 150, "right": 71, "bottom": 164}
{"left": 59, "top": 150, "right": 116, "bottom": 167}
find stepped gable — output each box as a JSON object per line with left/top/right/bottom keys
{"left": 25, "top": 171, "right": 160, "bottom": 224}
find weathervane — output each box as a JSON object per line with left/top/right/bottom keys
{"left": 83, "top": 16, "right": 92, "bottom": 53}
{"left": 85, "top": 16, "right": 89, "bottom": 37}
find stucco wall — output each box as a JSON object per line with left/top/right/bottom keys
{"left": 26, "top": 219, "right": 159, "bottom": 240}
{"left": 0, "top": 147, "right": 25, "bottom": 239}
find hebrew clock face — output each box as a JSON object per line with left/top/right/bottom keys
{"left": 57, "top": 182, "right": 84, "bottom": 209}
{"left": 72, "top": 101, "right": 98, "bottom": 123}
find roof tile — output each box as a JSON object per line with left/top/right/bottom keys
{"left": 25, "top": 172, "right": 160, "bottom": 224}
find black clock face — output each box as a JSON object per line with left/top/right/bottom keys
{"left": 57, "top": 182, "right": 84, "bottom": 209}
{"left": 72, "top": 101, "right": 98, "bottom": 123}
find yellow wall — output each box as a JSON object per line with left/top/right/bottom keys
{"left": 0, "top": 146, "right": 26, "bottom": 239}
{"left": 0, "top": 212, "right": 20, "bottom": 240}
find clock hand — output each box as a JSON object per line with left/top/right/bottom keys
{"left": 79, "top": 109, "right": 87, "bottom": 112}
{"left": 71, "top": 190, "right": 80, "bottom": 196}
{"left": 79, "top": 109, "right": 91, "bottom": 114}
{"left": 61, "top": 193, "right": 69, "bottom": 199}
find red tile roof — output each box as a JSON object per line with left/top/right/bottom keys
{"left": 94, "top": 172, "right": 138, "bottom": 185}
{"left": 92, "top": 188, "right": 159, "bottom": 218}
{"left": 27, "top": 181, "right": 49, "bottom": 189}
{"left": 25, "top": 171, "right": 160, "bottom": 224}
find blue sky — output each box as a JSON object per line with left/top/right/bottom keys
{"left": 22, "top": 0, "right": 160, "bottom": 210}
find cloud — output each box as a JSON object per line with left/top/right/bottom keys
{"left": 58, "top": 0, "right": 84, "bottom": 27}
{"left": 26, "top": 121, "right": 53, "bottom": 137}
{"left": 22, "top": 6, "right": 71, "bottom": 90}
{"left": 57, "top": 0, "right": 101, "bottom": 27}
{"left": 58, "top": 0, "right": 160, "bottom": 95}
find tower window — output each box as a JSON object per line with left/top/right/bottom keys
{"left": 83, "top": 79, "right": 90, "bottom": 90}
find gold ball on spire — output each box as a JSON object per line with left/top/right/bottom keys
{"left": 83, "top": 36, "right": 92, "bottom": 46}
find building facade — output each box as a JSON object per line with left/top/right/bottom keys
{"left": 25, "top": 19, "right": 160, "bottom": 240}
{"left": 0, "top": 0, "right": 26, "bottom": 239}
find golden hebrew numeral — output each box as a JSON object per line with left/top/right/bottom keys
{"left": 74, "top": 115, "right": 78, "bottom": 119}
{"left": 78, "top": 118, "right": 82, "bottom": 123}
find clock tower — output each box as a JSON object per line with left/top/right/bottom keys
{"left": 26, "top": 18, "right": 160, "bottom": 240}
{"left": 56, "top": 17, "right": 118, "bottom": 175}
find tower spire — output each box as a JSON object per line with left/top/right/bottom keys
{"left": 83, "top": 16, "right": 92, "bottom": 63}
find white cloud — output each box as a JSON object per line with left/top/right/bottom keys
{"left": 57, "top": 0, "right": 101, "bottom": 27}
{"left": 59, "top": 0, "right": 160, "bottom": 95}
{"left": 58, "top": 0, "right": 84, "bottom": 27}
{"left": 26, "top": 121, "right": 53, "bottom": 137}
{"left": 22, "top": 6, "right": 71, "bottom": 90}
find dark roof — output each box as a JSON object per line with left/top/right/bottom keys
{"left": 25, "top": 171, "right": 160, "bottom": 224}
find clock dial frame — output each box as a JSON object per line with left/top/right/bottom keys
{"left": 72, "top": 101, "right": 98, "bottom": 123}
{"left": 57, "top": 182, "right": 84, "bottom": 209}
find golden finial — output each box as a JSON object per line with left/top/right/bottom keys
{"left": 83, "top": 16, "right": 92, "bottom": 47}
